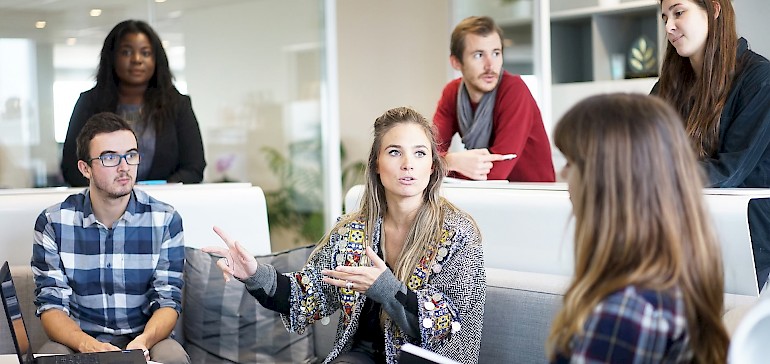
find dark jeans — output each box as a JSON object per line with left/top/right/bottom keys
{"left": 330, "top": 341, "right": 386, "bottom": 364}
{"left": 749, "top": 198, "right": 770, "bottom": 289}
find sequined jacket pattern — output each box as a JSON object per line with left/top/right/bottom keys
{"left": 279, "top": 204, "right": 486, "bottom": 364}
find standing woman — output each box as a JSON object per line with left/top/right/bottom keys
{"left": 654, "top": 0, "right": 770, "bottom": 287}
{"left": 61, "top": 20, "right": 206, "bottom": 187}
{"left": 203, "top": 107, "right": 485, "bottom": 364}
{"left": 548, "top": 94, "right": 729, "bottom": 363}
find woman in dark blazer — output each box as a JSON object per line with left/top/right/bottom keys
{"left": 61, "top": 20, "right": 205, "bottom": 186}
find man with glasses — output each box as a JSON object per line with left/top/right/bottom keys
{"left": 31, "top": 112, "right": 189, "bottom": 363}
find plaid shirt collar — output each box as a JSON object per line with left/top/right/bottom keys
{"left": 81, "top": 188, "right": 140, "bottom": 228}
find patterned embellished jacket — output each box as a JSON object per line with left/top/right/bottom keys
{"left": 280, "top": 204, "right": 486, "bottom": 364}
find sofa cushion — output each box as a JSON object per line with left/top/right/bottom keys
{"left": 480, "top": 268, "right": 567, "bottom": 363}
{"left": 183, "top": 246, "right": 316, "bottom": 363}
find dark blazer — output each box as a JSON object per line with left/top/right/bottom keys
{"left": 60, "top": 88, "right": 206, "bottom": 186}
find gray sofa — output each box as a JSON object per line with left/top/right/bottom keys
{"left": 1, "top": 263, "right": 563, "bottom": 363}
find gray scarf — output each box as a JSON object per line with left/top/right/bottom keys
{"left": 456, "top": 76, "right": 500, "bottom": 150}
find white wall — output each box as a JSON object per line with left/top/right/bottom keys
{"left": 734, "top": 0, "right": 770, "bottom": 57}
{"left": 336, "top": 0, "right": 451, "bottom": 164}
{"left": 182, "top": 1, "right": 324, "bottom": 188}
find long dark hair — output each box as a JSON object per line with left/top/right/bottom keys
{"left": 657, "top": 0, "right": 737, "bottom": 158}
{"left": 94, "top": 19, "right": 177, "bottom": 131}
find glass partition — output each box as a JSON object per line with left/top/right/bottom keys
{"left": 0, "top": 0, "right": 332, "bottom": 251}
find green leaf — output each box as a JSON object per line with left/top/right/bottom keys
{"left": 645, "top": 59, "right": 656, "bottom": 70}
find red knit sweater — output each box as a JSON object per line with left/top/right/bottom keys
{"left": 433, "top": 71, "right": 555, "bottom": 182}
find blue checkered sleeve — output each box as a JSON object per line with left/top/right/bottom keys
{"left": 32, "top": 209, "right": 73, "bottom": 315}
{"left": 145, "top": 210, "right": 184, "bottom": 315}
{"left": 567, "top": 286, "right": 691, "bottom": 364}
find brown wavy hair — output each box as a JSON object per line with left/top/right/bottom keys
{"left": 657, "top": 0, "right": 737, "bottom": 157}
{"left": 548, "top": 94, "right": 728, "bottom": 363}
{"left": 450, "top": 16, "right": 504, "bottom": 63}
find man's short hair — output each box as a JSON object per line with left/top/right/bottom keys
{"left": 76, "top": 112, "right": 137, "bottom": 162}
{"left": 450, "top": 16, "right": 504, "bottom": 63}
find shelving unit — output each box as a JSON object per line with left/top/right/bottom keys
{"left": 500, "top": 21, "right": 534, "bottom": 75}
{"left": 550, "top": 0, "right": 662, "bottom": 83}
{"left": 549, "top": 0, "right": 663, "bottom": 122}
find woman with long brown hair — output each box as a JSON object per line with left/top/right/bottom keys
{"left": 548, "top": 94, "right": 729, "bottom": 363}
{"left": 654, "top": 0, "right": 770, "bottom": 288}
{"left": 203, "top": 107, "right": 485, "bottom": 364}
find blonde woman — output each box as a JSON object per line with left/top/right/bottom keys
{"left": 204, "top": 107, "right": 485, "bottom": 364}
{"left": 548, "top": 94, "right": 728, "bottom": 363}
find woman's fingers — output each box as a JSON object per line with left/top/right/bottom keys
{"left": 321, "top": 268, "right": 354, "bottom": 281}
{"left": 322, "top": 266, "right": 380, "bottom": 287}
{"left": 201, "top": 246, "right": 228, "bottom": 256}
{"left": 215, "top": 257, "right": 233, "bottom": 282}
{"left": 365, "top": 247, "right": 386, "bottom": 270}
{"left": 321, "top": 276, "right": 347, "bottom": 287}
{"left": 213, "top": 226, "right": 237, "bottom": 249}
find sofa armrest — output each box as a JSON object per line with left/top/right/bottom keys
{"left": 480, "top": 269, "right": 568, "bottom": 363}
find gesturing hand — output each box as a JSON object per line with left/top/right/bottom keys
{"left": 445, "top": 148, "right": 507, "bottom": 180}
{"left": 201, "top": 226, "right": 258, "bottom": 282}
{"left": 322, "top": 247, "right": 387, "bottom": 293}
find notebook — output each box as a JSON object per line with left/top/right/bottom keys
{"left": 398, "top": 343, "right": 462, "bottom": 364}
{"left": 1, "top": 261, "right": 146, "bottom": 364}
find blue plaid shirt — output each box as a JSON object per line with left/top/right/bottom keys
{"left": 554, "top": 286, "right": 692, "bottom": 364}
{"left": 31, "top": 188, "right": 184, "bottom": 341}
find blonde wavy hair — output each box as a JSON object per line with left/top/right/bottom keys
{"left": 310, "top": 106, "right": 453, "bottom": 287}
{"left": 548, "top": 94, "right": 728, "bottom": 363}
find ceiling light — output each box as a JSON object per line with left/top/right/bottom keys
{"left": 155, "top": 0, "right": 167, "bottom": 3}
{"left": 66, "top": 38, "right": 77, "bottom": 46}
{"left": 162, "top": 40, "right": 170, "bottom": 48}
{"left": 90, "top": 9, "right": 102, "bottom": 17}
{"left": 35, "top": 21, "right": 46, "bottom": 29}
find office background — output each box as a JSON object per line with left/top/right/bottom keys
{"left": 0, "top": 0, "right": 767, "bottom": 250}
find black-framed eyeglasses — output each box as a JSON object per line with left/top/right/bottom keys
{"left": 87, "top": 152, "right": 141, "bottom": 167}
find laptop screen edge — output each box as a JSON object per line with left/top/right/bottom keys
{"left": 1, "top": 261, "right": 36, "bottom": 364}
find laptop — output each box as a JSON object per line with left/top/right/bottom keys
{"left": 1, "top": 261, "right": 145, "bottom": 364}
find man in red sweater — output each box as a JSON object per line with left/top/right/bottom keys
{"left": 433, "top": 16, "right": 555, "bottom": 182}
